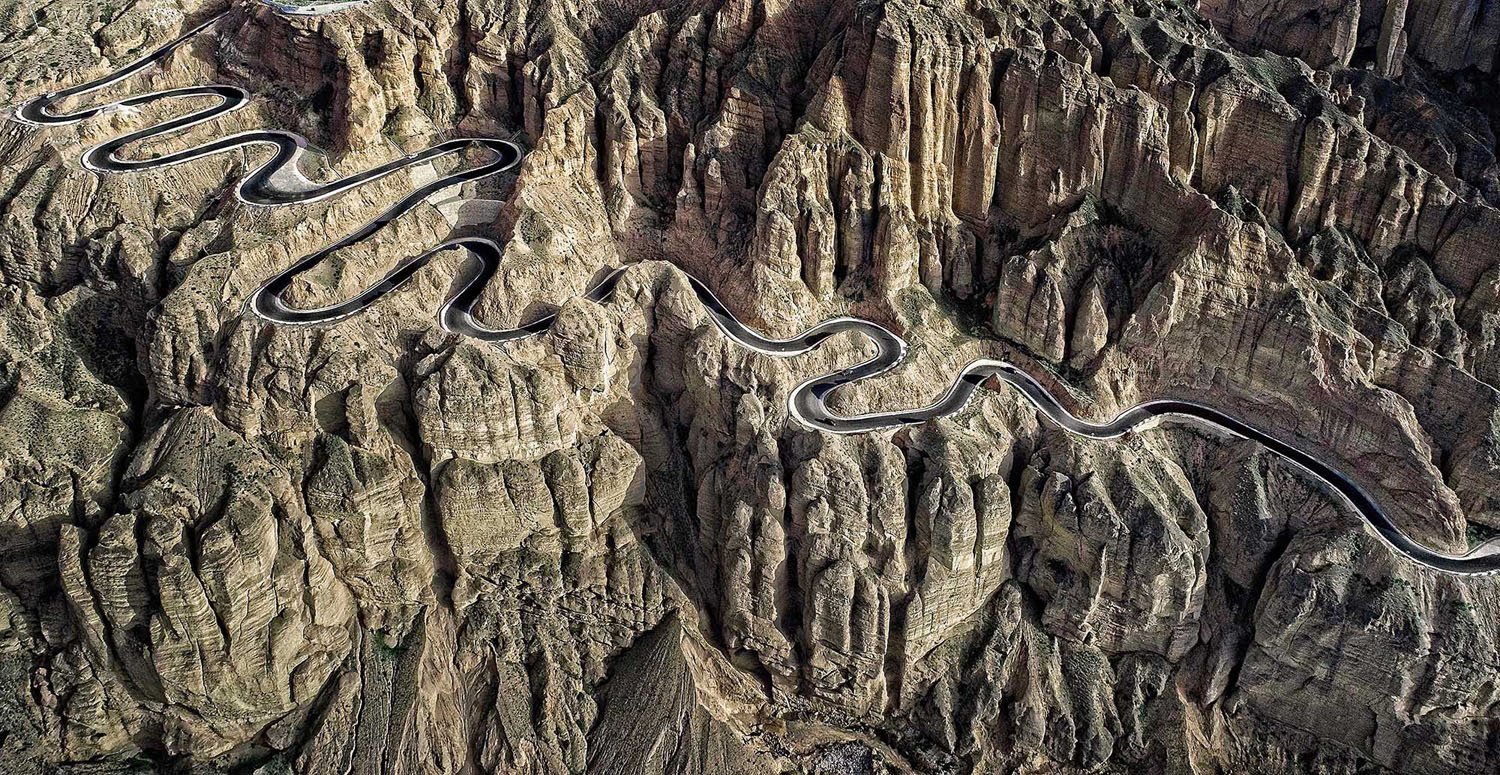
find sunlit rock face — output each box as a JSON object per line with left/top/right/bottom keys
{"left": 1, "top": 0, "right": 1499, "bottom": 772}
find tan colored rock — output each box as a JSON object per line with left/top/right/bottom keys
{"left": 413, "top": 342, "right": 581, "bottom": 462}
{"left": 3, "top": 0, "right": 1500, "bottom": 772}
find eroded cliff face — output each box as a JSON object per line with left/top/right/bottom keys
{"left": 0, "top": 0, "right": 1498, "bottom": 772}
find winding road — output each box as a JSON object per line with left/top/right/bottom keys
{"left": 14, "top": 12, "right": 1500, "bottom": 575}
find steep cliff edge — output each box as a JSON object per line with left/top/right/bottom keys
{"left": 0, "top": 0, "right": 1499, "bottom": 773}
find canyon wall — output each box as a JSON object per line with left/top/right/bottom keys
{"left": 0, "top": 0, "right": 1498, "bottom": 772}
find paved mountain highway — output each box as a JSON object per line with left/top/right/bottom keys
{"left": 14, "top": 13, "right": 1500, "bottom": 575}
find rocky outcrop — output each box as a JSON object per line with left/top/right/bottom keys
{"left": 1200, "top": 0, "right": 1500, "bottom": 78}
{"left": 55, "top": 407, "right": 354, "bottom": 757}
{"left": 1, "top": 0, "right": 1500, "bottom": 773}
{"left": 585, "top": 614, "right": 764, "bottom": 775}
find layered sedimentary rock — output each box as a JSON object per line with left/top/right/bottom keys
{"left": 1, "top": 0, "right": 1499, "bottom": 773}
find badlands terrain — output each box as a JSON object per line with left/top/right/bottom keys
{"left": 0, "top": 0, "right": 1499, "bottom": 772}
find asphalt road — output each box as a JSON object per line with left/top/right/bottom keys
{"left": 15, "top": 13, "right": 1500, "bottom": 576}
{"left": 260, "top": 1, "right": 368, "bottom": 15}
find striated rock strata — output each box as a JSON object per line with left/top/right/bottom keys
{"left": 0, "top": 0, "right": 1499, "bottom": 773}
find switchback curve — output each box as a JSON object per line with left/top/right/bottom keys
{"left": 13, "top": 13, "right": 1500, "bottom": 575}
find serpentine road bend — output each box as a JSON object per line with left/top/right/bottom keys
{"left": 13, "top": 12, "right": 1500, "bottom": 576}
